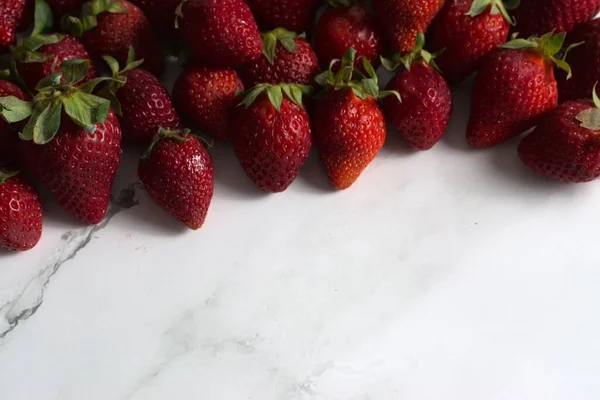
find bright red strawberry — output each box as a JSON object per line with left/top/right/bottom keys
{"left": 139, "top": 128, "right": 213, "bottom": 229}
{"left": 0, "top": 0, "right": 28, "bottom": 48}
{"left": 240, "top": 28, "right": 320, "bottom": 88}
{"left": 177, "top": 0, "right": 262, "bottom": 67}
{"left": 245, "top": 0, "right": 321, "bottom": 33}
{"left": 0, "top": 171, "right": 42, "bottom": 251}
{"left": 231, "top": 83, "right": 312, "bottom": 192}
{"left": 371, "top": 0, "right": 444, "bottom": 53}
{"left": 0, "top": 59, "right": 122, "bottom": 224}
{"left": 129, "top": 0, "right": 180, "bottom": 34}
{"left": 467, "top": 32, "right": 569, "bottom": 148}
{"left": 0, "top": 80, "right": 29, "bottom": 166}
{"left": 381, "top": 33, "right": 452, "bottom": 150}
{"left": 172, "top": 65, "right": 244, "bottom": 142}
{"left": 518, "top": 91, "right": 600, "bottom": 183}
{"left": 313, "top": 2, "right": 383, "bottom": 71}
{"left": 428, "top": 0, "right": 515, "bottom": 84}
{"left": 513, "top": 0, "right": 600, "bottom": 38}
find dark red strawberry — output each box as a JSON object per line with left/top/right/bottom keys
{"left": 371, "top": 0, "right": 444, "bottom": 53}
{"left": 467, "top": 32, "right": 570, "bottom": 148}
{"left": 428, "top": 0, "right": 516, "bottom": 84}
{"left": 513, "top": 0, "right": 600, "bottom": 38}
{"left": 177, "top": 0, "right": 262, "bottom": 67}
{"left": 313, "top": 2, "right": 383, "bottom": 71}
{"left": 129, "top": 0, "right": 181, "bottom": 34}
{"left": 0, "top": 79, "right": 29, "bottom": 166}
{"left": 0, "top": 171, "right": 42, "bottom": 251}
{"left": 231, "top": 83, "right": 312, "bottom": 192}
{"left": 139, "top": 128, "right": 213, "bottom": 230}
{"left": 172, "top": 64, "right": 244, "bottom": 142}
{"left": 0, "top": 59, "right": 122, "bottom": 224}
{"left": 381, "top": 33, "right": 452, "bottom": 150}
{"left": 240, "top": 28, "right": 320, "bottom": 88}
{"left": 245, "top": 0, "right": 321, "bottom": 33}
{"left": 0, "top": 0, "right": 28, "bottom": 48}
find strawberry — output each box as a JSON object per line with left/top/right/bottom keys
{"left": 313, "top": 1, "right": 383, "bottom": 71}
{"left": 177, "top": 0, "right": 262, "bottom": 67}
{"left": 64, "top": 0, "right": 164, "bottom": 76}
{"left": 381, "top": 33, "right": 452, "bottom": 150}
{"left": 128, "top": 0, "right": 181, "bottom": 34}
{"left": 0, "top": 171, "right": 42, "bottom": 251}
{"left": 240, "top": 28, "right": 320, "bottom": 88}
{"left": 313, "top": 49, "right": 399, "bottom": 190}
{"left": 371, "top": 0, "right": 444, "bottom": 53}
{"left": 245, "top": 0, "right": 321, "bottom": 33}
{"left": 0, "top": 79, "right": 29, "bottom": 166}
{"left": 0, "top": 0, "right": 28, "bottom": 48}
{"left": 0, "top": 59, "right": 122, "bottom": 224}
{"left": 139, "top": 128, "right": 213, "bottom": 230}
{"left": 101, "top": 49, "right": 181, "bottom": 144}
{"left": 513, "top": 0, "right": 600, "bottom": 38}
{"left": 428, "top": 0, "right": 516, "bottom": 84}
{"left": 518, "top": 87, "right": 600, "bottom": 183}
{"left": 231, "top": 83, "right": 312, "bottom": 192}
{"left": 172, "top": 64, "right": 244, "bottom": 142}
{"left": 467, "top": 32, "right": 572, "bottom": 148}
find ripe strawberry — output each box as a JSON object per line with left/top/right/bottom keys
{"left": 371, "top": 0, "right": 444, "bottom": 53}
{"left": 177, "top": 0, "right": 262, "bottom": 67}
{"left": 313, "top": 2, "right": 383, "bottom": 72}
{"left": 513, "top": 0, "right": 600, "bottom": 38}
{"left": 467, "top": 32, "right": 570, "bottom": 148}
{"left": 0, "top": 59, "right": 122, "bottom": 224}
{"left": 240, "top": 28, "right": 320, "bottom": 88}
{"left": 0, "top": 0, "right": 28, "bottom": 48}
{"left": 0, "top": 79, "right": 29, "bottom": 166}
{"left": 129, "top": 0, "right": 181, "bottom": 34}
{"left": 172, "top": 65, "right": 244, "bottom": 142}
{"left": 101, "top": 50, "right": 181, "bottom": 144}
{"left": 381, "top": 33, "right": 452, "bottom": 150}
{"left": 428, "top": 0, "right": 516, "bottom": 84}
{"left": 518, "top": 88, "right": 600, "bottom": 183}
{"left": 245, "top": 0, "right": 321, "bottom": 33}
{"left": 139, "top": 128, "right": 213, "bottom": 229}
{"left": 231, "top": 83, "right": 312, "bottom": 192}
{"left": 313, "top": 49, "right": 399, "bottom": 190}
{"left": 0, "top": 171, "right": 42, "bottom": 251}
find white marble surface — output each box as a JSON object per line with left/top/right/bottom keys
{"left": 1, "top": 61, "right": 600, "bottom": 400}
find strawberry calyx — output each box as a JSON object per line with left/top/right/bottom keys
{"left": 142, "top": 127, "right": 211, "bottom": 160}
{"left": 0, "top": 170, "right": 19, "bottom": 185}
{"left": 381, "top": 31, "right": 441, "bottom": 73}
{"left": 99, "top": 47, "right": 145, "bottom": 116}
{"left": 576, "top": 83, "right": 600, "bottom": 131}
{"left": 261, "top": 28, "right": 305, "bottom": 65}
{"left": 62, "top": 0, "right": 128, "bottom": 37}
{"left": 466, "top": 0, "right": 520, "bottom": 25}
{"left": 239, "top": 83, "right": 313, "bottom": 112}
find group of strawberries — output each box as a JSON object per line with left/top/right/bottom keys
{"left": 1, "top": 0, "right": 600, "bottom": 252}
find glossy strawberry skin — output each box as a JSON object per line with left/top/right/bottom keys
{"left": 519, "top": 100, "right": 600, "bottom": 183}
{"left": 513, "top": 0, "right": 600, "bottom": 38}
{"left": 129, "top": 0, "right": 181, "bottom": 35}
{"left": 428, "top": 0, "right": 510, "bottom": 84}
{"left": 172, "top": 65, "right": 244, "bottom": 141}
{"left": 19, "top": 110, "right": 122, "bottom": 224}
{"left": 117, "top": 69, "right": 181, "bottom": 144}
{"left": 179, "top": 0, "right": 262, "bottom": 67}
{"left": 81, "top": 0, "right": 164, "bottom": 76}
{"left": 467, "top": 49, "right": 558, "bottom": 148}
{"left": 231, "top": 95, "right": 312, "bottom": 193}
{"left": 240, "top": 39, "right": 320, "bottom": 88}
{"left": 16, "top": 35, "right": 97, "bottom": 92}
{"left": 0, "top": 174, "right": 42, "bottom": 251}
{"left": 139, "top": 135, "right": 213, "bottom": 230}
{"left": 0, "top": 0, "right": 27, "bottom": 48}
{"left": 383, "top": 62, "right": 452, "bottom": 150}
{"left": 313, "top": 88, "right": 386, "bottom": 190}
{"left": 0, "top": 80, "right": 29, "bottom": 167}
{"left": 245, "top": 0, "right": 321, "bottom": 33}
{"left": 314, "top": 6, "right": 383, "bottom": 71}
{"left": 371, "top": 0, "right": 444, "bottom": 53}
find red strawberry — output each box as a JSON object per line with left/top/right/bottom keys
{"left": 245, "top": 0, "right": 321, "bottom": 33}
{"left": 231, "top": 83, "right": 312, "bottom": 192}
{"left": 0, "top": 0, "right": 28, "bottom": 48}
{"left": 467, "top": 32, "right": 569, "bottom": 148}
{"left": 313, "top": 49, "right": 398, "bottom": 189}
{"left": 128, "top": 0, "right": 181, "bottom": 34}
{"left": 172, "top": 65, "right": 244, "bottom": 142}
{"left": 177, "top": 0, "right": 262, "bottom": 67}
{"left": 381, "top": 33, "right": 452, "bottom": 150}
{"left": 240, "top": 28, "right": 320, "bottom": 88}
{"left": 313, "top": 2, "right": 383, "bottom": 71}
{"left": 101, "top": 50, "right": 181, "bottom": 144}
{"left": 0, "top": 79, "right": 29, "bottom": 166}
{"left": 139, "top": 128, "right": 213, "bottom": 229}
{"left": 518, "top": 90, "right": 600, "bottom": 183}
{"left": 428, "top": 0, "right": 515, "bottom": 84}
{"left": 513, "top": 0, "right": 600, "bottom": 38}
{"left": 371, "top": 0, "right": 444, "bottom": 53}
{"left": 0, "top": 171, "right": 42, "bottom": 251}
{"left": 0, "top": 59, "right": 122, "bottom": 224}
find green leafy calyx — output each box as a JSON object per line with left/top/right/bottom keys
{"left": 0, "top": 170, "right": 19, "bottom": 185}
{"left": 99, "top": 47, "right": 144, "bottom": 116}
{"left": 142, "top": 128, "right": 191, "bottom": 160}
{"left": 381, "top": 31, "right": 442, "bottom": 73}
{"left": 576, "top": 83, "right": 600, "bottom": 131}
{"left": 466, "top": 0, "right": 520, "bottom": 25}
{"left": 261, "top": 28, "right": 304, "bottom": 65}
{"left": 62, "top": 0, "right": 128, "bottom": 37}
{"left": 239, "top": 83, "right": 313, "bottom": 112}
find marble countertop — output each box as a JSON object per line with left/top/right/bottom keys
{"left": 1, "top": 65, "right": 600, "bottom": 400}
